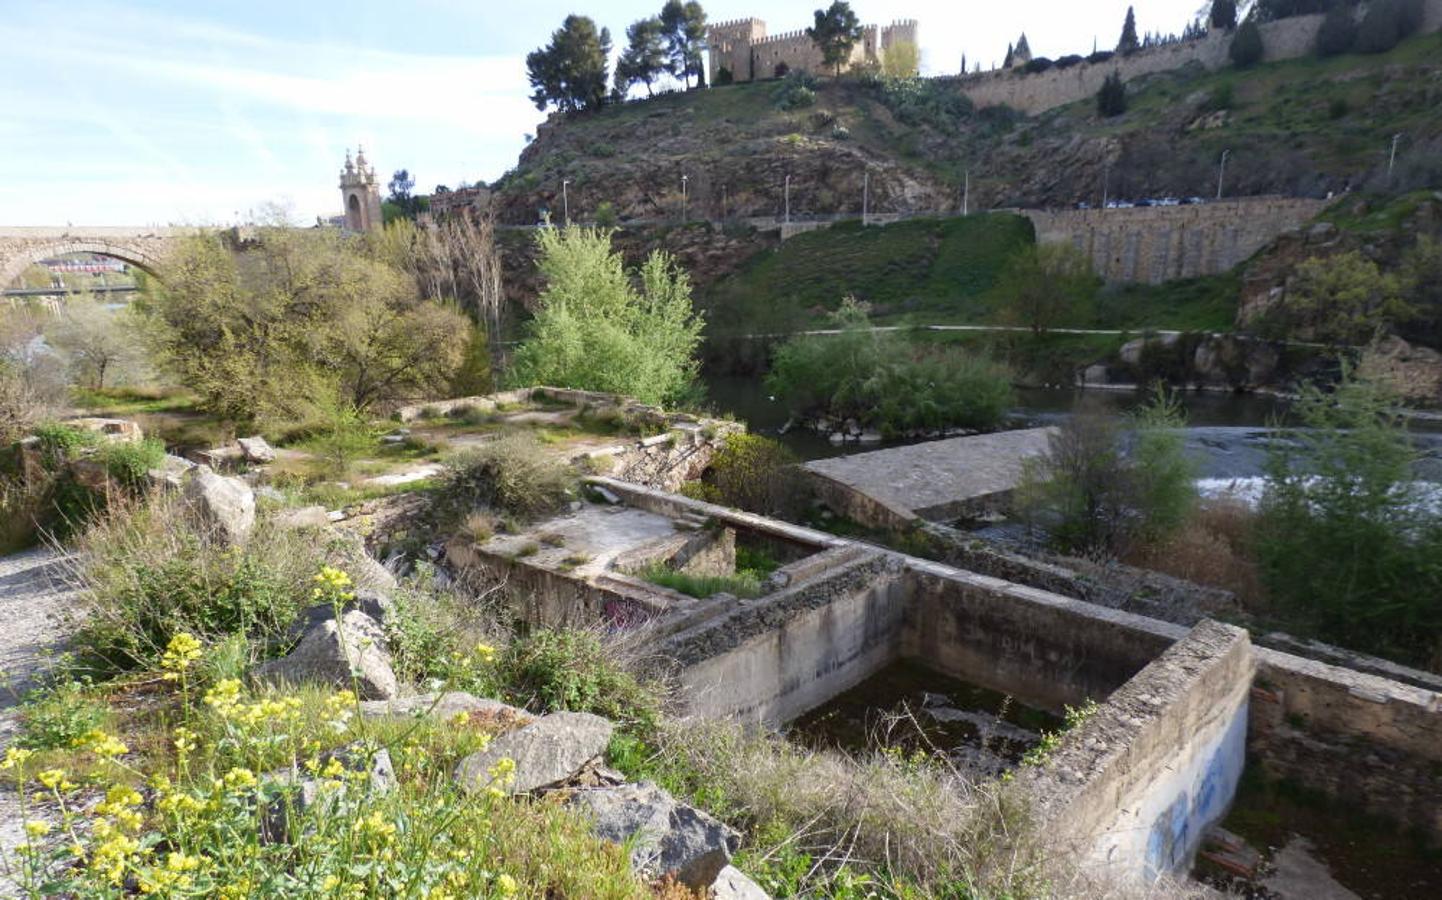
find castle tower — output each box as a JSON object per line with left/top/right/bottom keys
{"left": 339, "top": 147, "right": 383, "bottom": 233}
{"left": 707, "top": 18, "right": 766, "bottom": 83}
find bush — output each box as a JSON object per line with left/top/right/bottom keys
{"left": 1023, "top": 57, "right": 1054, "bottom": 74}
{"left": 1096, "top": 71, "right": 1127, "bottom": 117}
{"left": 697, "top": 432, "right": 803, "bottom": 518}
{"left": 67, "top": 495, "right": 334, "bottom": 675}
{"left": 1054, "top": 54, "right": 1085, "bottom": 69}
{"left": 1230, "top": 20, "right": 1265, "bottom": 67}
{"left": 1256, "top": 374, "right": 1442, "bottom": 669}
{"left": 766, "top": 299, "right": 1013, "bottom": 437}
{"left": 715, "top": 66, "right": 734, "bottom": 85}
{"left": 18, "top": 678, "right": 109, "bottom": 750}
{"left": 1356, "top": 0, "right": 1424, "bottom": 53}
{"left": 877, "top": 77, "right": 973, "bottom": 131}
{"left": 439, "top": 433, "right": 576, "bottom": 524}
{"left": 773, "top": 71, "right": 816, "bottom": 110}
{"left": 593, "top": 200, "right": 618, "bottom": 228}
{"left": 98, "top": 437, "right": 166, "bottom": 488}
{"left": 494, "top": 628, "right": 659, "bottom": 729}
{"left": 1086, "top": 50, "right": 1115, "bottom": 64}
{"left": 1018, "top": 387, "right": 1196, "bottom": 557}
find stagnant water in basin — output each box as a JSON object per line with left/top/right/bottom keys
{"left": 786, "top": 660, "right": 1064, "bottom": 778}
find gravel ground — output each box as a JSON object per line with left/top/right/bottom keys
{"left": 0, "top": 546, "right": 82, "bottom": 891}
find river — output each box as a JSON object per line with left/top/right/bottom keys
{"left": 702, "top": 375, "right": 1442, "bottom": 489}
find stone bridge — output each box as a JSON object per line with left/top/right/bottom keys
{"left": 0, "top": 226, "right": 191, "bottom": 288}
{"left": 1023, "top": 196, "right": 1329, "bottom": 284}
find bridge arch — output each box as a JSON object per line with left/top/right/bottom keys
{"left": 0, "top": 231, "right": 180, "bottom": 291}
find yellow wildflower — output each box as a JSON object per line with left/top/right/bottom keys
{"left": 474, "top": 642, "right": 497, "bottom": 663}
{"left": 221, "top": 767, "right": 258, "bottom": 793}
{"left": 488, "top": 756, "right": 516, "bottom": 787}
{"left": 0, "top": 747, "right": 34, "bottom": 770}
{"left": 351, "top": 810, "right": 397, "bottom": 839}
{"left": 204, "top": 678, "right": 243, "bottom": 715}
{"left": 37, "top": 768, "right": 67, "bottom": 790}
{"left": 159, "top": 632, "right": 203, "bottom": 679}
{"left": 322, "top": 874, "right": 342, "bottom": 891}
{"left": 78, "top": 729, "right": 129, "bottom": 759}
{"left": 23, "top": 820, "right": 50, "bottom": 838}
{"left": 174, "top": 726, "right": 198, "bottom": 757}
{"left": 496, "top": 873, "right": 519, "bottom": 896}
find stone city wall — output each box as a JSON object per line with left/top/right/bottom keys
{"left": 1026, "top": 620, "right": 1254, "bottom": 883}
{"left": 1024, "top": 196, "right": 1328, "bottom": 284}
{"left": 959, "top": 1, "right": 1442, "bottom": 116}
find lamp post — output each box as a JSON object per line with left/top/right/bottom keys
{"left": 1389, "top": 133, "right": 1403, "bottom": 181}
{"left": 963, "top": 169, "right": 970, "bottom": 216}
{"left": 862, "top": 169, "right": 869, "bottom": 225}
{"left": 681, "top": 174, "right": 689, "bottom": 223}
{"left": 561, "top": 179, "right": 570, "bottom": 225}
{"left": 1102, "top": 164, "right": 1109, "bottom": 208}
{"left": 1216, "top": 149, "right": 1231, "bottom": 200}
{"left": 784, "top": 174, "right": 791, "bottom": 224}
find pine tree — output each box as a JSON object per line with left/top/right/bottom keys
{"left": 1315, "top": 2, "right": 1357, "bottom": 56}
{"left": 806, "top": 1, "right": 864, "bottom": 77}
{"left": 1118, "top": 6, "right": 1140, "bottom": 54}
{"left": 615, "top": 17, "right": 669, "bottom": 97}
{"left": 660, "top": 1, "right": 708, "bottom": 89}
{"left": 1229, "top": 18, "right": 1264, "bottom": 67}
{"left": 1210, "top": 0, "right": 1238, "bottom": 30}
{"left": 527, "top": 15, "right": 612, "bottom": 112}
{"left": 1097, "top": 71, "right": 1127, "bottom": 117}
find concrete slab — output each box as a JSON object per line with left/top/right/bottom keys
{"left": 478, "top": 504, "right": 681, "bottom": 579}
{"left": 802, "top": 428, "right": 1055, "bottom": 522}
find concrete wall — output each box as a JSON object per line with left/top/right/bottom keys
{"left": 1024, "top": 197, "right": 1328, "bottom": 284}
{"left": 662, "top": 549, "right": 907, "bottom": 725}
{"left": 1027, "top": 621, "right": 1254, "bottom": 883}
{"left": 1250, "top": 649, "right": 1442, "bottom": 838}
{"left": 959, "top": 1, "right": 1442, "bottom": 116}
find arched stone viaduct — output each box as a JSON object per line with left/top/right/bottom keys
{"left": 0, "top": 227, "right": 191, "bottom": 289}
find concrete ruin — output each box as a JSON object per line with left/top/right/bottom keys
{"left": 441, "top": 473, "right": 1442, "bottom": 886}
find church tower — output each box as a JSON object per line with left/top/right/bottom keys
{"left": 339, "top": 147, "right": 383, "bottom": 232}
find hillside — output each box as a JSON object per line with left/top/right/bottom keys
{"left": 492, "top": 30, "right": 1442, "bottom": 224}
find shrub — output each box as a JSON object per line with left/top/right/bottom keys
{"left": 1023, "top": 57, "right": 1054, "bottom": 74}
{"left": 507, "top": 225, "right": 704, "bottom": 407}
{"left": 67, "top": 495, "right": 332, "bottom": 675}
{"left": 715, "top": 65, "right": 734, "bottom": 85}
{"left": 1206, "top": 82, "right": 1236, "bottom": 112}
{"left": 1328, "top": 96, "right": 1350, "bottom": 119}
{"left": 1097, "top": 71, "right": 1127, "bottom": 117}
{"left": 593, "top": 200, "right": 618, "bottom": 228}
{"left": 877, "top": 77, "right": 973, "bottom": 131}
{"left": 1255, "top": 373, "right": 1442, "bottom": 669}
{"left": 1018, "top": 386, "right": 1196, "bottom": 557}
{"left": 1086, "top": 50, "right": 1115, "bottom": 64}
{"left": 698, "top": 432, "right": 803, "bottom": 517}
{"left": 494, "top": 629, "right": 659, "bottom": 729}
{"left": 306, "top": 401, "right": 375, "bottom": 478}
{"left": 1356, "top": 0, "right": 1424, "bottom": 53}
{"left": 18, "top": 678, "right": 109, "bottom": 750}
{"left": 1230, "top": 20, "right": 1264, "bottom": 67}
{"left": 438, "top": 433, "right": 576, "bottom": 524}
{"left": 1055, "top": 54, "right": 1085, "bottom": 69}
{"left": 773, "top": 71, "right": 816, "bottom": 110}
{"left": 766, "top": 299, "right": 1013, "bottom": 437}
{"left": 30, "top": 422, "right": 99, "bottom": 468}
{"left": 98, "top": 437, "right": 166, "bottom": 488}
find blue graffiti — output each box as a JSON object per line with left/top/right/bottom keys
{"left": 1143, "top": 699, "right": 1249, "bottom": 881}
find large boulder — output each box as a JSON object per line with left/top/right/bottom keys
{"left": 182, "top": 466, "right": 256, "bottom": 546}
{"left": 567, "top": 780, "right": 740, "bottom": 890}
{"left": 254, "top": 610, "right": 398, "bottom": 700}
{"left": 237, "top": 435, "right": 277, "bottom": 464}
{"left": 287, "top": 588, "right": 395, "bottom": 642}
{"left": 454, "top": 711, "right": 612, "bottom": 795}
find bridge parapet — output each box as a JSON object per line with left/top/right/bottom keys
{"left": 0, "top": 227, "right": 195, "bottom": 288}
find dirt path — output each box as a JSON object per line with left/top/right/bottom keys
{"left": 0, "top": 546, "right": 82, "bottom": 890}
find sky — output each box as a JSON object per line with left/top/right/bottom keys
{"left": 1, "top": 0, "right": 1210, "bottom": 226}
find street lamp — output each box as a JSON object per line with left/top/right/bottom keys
{"left": 1389, "top": 133, "right": 1404, "bottom": 181}
{"left": 862, "top": 169, "right": 869, "bottom": 225}
{"left": 1216, "top": 149, "right": 1231, "bottom": 201}
{"left": 963, "top": 169, "right": 970, "bottom": 216}
{"left": 784, "top": 174, "right": 791, "bottom": 224}
{"left": 561, "top": 179, "right": 571, "bottom": 225}
{"left": 681, "top": 174, "right": 689, "bottom": 224}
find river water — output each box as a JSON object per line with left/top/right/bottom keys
{"left": 702, "top": 375, "right": 1442, "bottom": 490}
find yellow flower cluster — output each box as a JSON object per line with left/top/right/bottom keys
{"left": 1, "top": 746, "right": 34, "bottom": 770}
{"left": 159, "top": 632, "right": 203, "bottom": 680}
{"left": 138, "top": 851, "right": 205, "bottom": 894}
{"left": 77, "top": 729, "right": 130, "bottom": 759}
{"left": 351, "top": 810, "right": 397, "bottom": 840}
{"left": 204, "top": 679, "right": 304, "bottom": 728}
{"left": 312, "top": 565, "right": 356, "bottom": 602}
{"left": 37, "top": 768, "right": 77, "bottom": 792}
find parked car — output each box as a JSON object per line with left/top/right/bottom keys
{"left": 1158, "top": 197, "right": 1181, "bottom": 206}
{"left": 1182, "top": 196, "right": 1205, "bottom": 205}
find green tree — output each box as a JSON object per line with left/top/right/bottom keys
{"left": 1229, "top": 19, "right": 1265, "bottom": 67}
{"left": 508, "top": 225, "right": 704, "bottom": 406}
{"left": 994, "top": 244, "right": 1098, "bottom": 336}
{"left": 1256, "top": 372, "right": 1442, "bottom": 668}
{"left": 139, "top": 228, "right": 473, "bottom": 422}
{"left": 881, "top": 40, "right": 920, "bottom": 79}
{"left": 1315, "top": 2, "right": 1357, "bottom": 56}
{"left": 660, "top": 1, "right": 708, "bottom": 89}
{"left": 615, "top": 16, "right": 669, "bottom": 97}
{"left": 1097, "top": 70, "right": 1127, "bottom": 117}
{"left": 526, "top": 15, "right": 612, "bottom": 113}
{"left": 1118, "top": 6, "right": 1140, "bottom": 54}
{"left": 1356, "top": 0, "right": 1424, "bottom": 53}
{"left": 1399, "top": 236, "right": 1442, "bottom": 347}
{"left": 1210, "top": 0, "right": 1238, "bottom": 29}
{"left": 1285, "top": 251, "right": 1414, "bottom": 345}
{"left": 46, "top": 296, "right": 146, "bottom": 390}
{"left": 806, "top": 1, "right": 864, "bottom": 77}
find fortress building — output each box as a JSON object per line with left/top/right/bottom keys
{"left": 707, "top": 18, "right": 918, "bottom": 83}
{"left": 339, "top": 147, "right": 383, "bottom": 233}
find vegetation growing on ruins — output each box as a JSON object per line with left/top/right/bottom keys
{"left": 509, "top": 224, "right": 704, "bottom": 407}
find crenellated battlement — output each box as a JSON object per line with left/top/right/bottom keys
{"left": 707, "top": 14, "right": 920, "bottom": 83}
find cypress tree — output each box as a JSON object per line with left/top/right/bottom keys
{"left": 1118, "top": 6, "right": 1141, "bottom": 54}
{"left": 1097, "top": 71, "right": 1127, "bottom": 117}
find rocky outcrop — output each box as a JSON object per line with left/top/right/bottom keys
{"left": 236, "top": 435, "right": 277, "bottom": 464}
{"left": 568, "top": 780, "right": 741, "bottom": 890}
{"left": 182, "top": 466, "right": 256, "bottom": 546}
{"left": 454, "top": 711, "right": 614, "bottom": 795}
{"left": 359, "top": 691, "right": 531, "bottom": 725}
{"left": 254, "top": 610, "right": 399, "bottom": 700}
{"left": 1358, "top": 336, "right": 1442, "bottom": 407}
